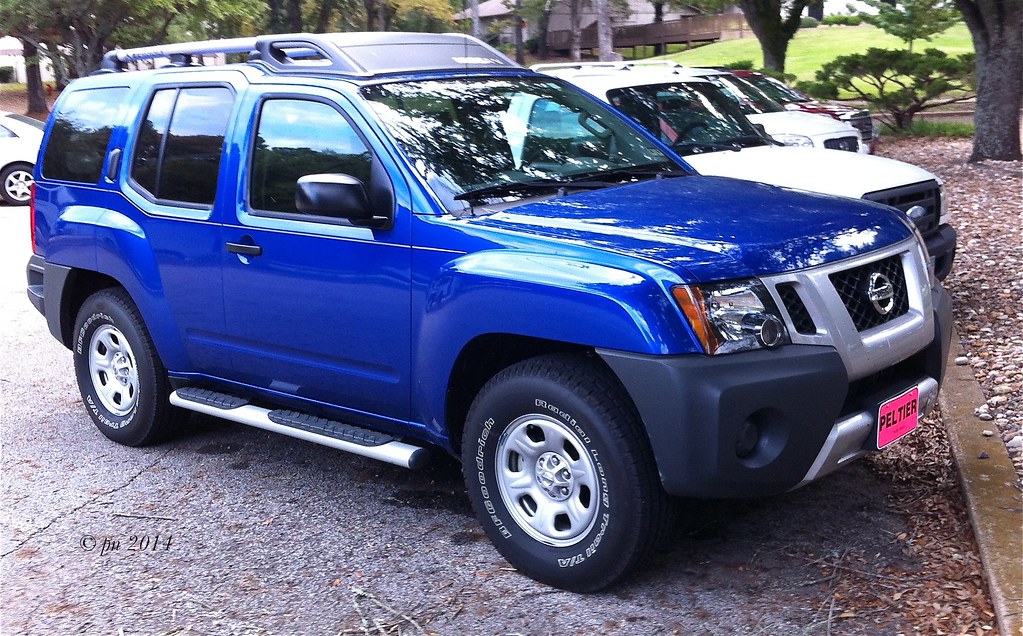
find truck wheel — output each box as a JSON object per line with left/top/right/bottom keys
{"left": 73, "top": 288, "right": 173, "bottom": 446}
{"left": 463, "top": 353, "right": 672, "bottom": 592}
{"left": 1, "top": 163, "right": 33, "bottom": 205}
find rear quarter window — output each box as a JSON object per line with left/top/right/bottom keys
{"left": 42, "top": 87, "right": 129, "bottom": 183}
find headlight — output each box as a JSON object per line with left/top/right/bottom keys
{"left": 672, "top": 279, "right": 790, "bottom": 355}
{"left": 772, "top": 133, "right": 814, "bottom": 148}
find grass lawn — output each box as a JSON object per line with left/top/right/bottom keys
{"left": 653, "top": 24, "right": 973, "bottom": 83}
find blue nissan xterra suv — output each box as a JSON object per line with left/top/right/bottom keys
{"left": 26, "top": 33, "right": 953, "bottom": 592}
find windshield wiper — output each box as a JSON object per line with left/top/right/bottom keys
{"left": 718, "top": 134, "right": 771, "bottom": 148}
{"left": 453, "top": 178, "right": 606, "bottom": 202}
{"left": 672, "top": 140, "right": 742, "bottom": 154}
{"left": 566, "top": 164, "right": 689, "bottom": 184}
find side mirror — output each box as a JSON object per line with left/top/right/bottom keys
{"left": 295, "top": 174, "right": 391, "bottom": 229}
{"left": 752, "top": 123, "right": 768, "bottom": 136}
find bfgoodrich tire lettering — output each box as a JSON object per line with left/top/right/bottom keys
{"left": 73, "top": 288, "right": 174, "bottom": 446}
{"left": 463, "top": 354, "right": 672, "bottom": 592}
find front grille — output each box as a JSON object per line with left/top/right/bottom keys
{"left": 843, "top": 112, "right": 874, "bottom": 144}
{"left": 829, "top": 254, "right": 909, "bottom": 331}
{"left": 823, "top": 136, "right": 859, "bottom": 152}
{"left": 864, "top": 180, "right": 941, "bottom": 236}
{"left": 777, "top": 283, "right": 816, "bottom": 335}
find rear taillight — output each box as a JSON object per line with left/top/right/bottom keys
{"left": 29, "top": 183, "right": 37, "bottom": 255}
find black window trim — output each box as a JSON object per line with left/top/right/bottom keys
{"left": 244, "top": 92, "right": 382, "bottom": 225}
{"left": 127, "top": 81, "right": 237, "bottom": 211}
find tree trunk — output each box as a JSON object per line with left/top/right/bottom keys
{"left": 515, "top": 0, "right": 525, "bottom": 63}
{"left": 537, "top": 8, "right": 551, "bottom": 58}
{"left": 739, "top": 0, "right": 808, "bottom": 72}
{"left": 652, "top": 2, "right": 664, "bottom": 55}
{"left": 594, "top": 0, "right": 619, "bottom": 61}
{"left": 268, "top": 0, "right": 286, "bottom": 33}
{"left": 287, "top": 0, "right": 303, "bottom": 31}
{"left": 365, "top": 0, "right": 377, "bottom": 30}
{"left": 23, "top": 40, "right": 48, "bottom": 116}
{"left": 955, "top": 0, "right": 1022, "bottom": 161}
{"left": 570, "top": 0, "right": 582, "bottom": 61}
{"left": 470, "top": 0, "right": 481, "bottom": 38}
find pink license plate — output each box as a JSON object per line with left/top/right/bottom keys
{"left": 877, "top": 387, "right": 920, "bottom": 449}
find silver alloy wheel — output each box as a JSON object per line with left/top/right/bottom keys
{"left": 495, "top": 413, "right": 601, "bottom": 547}
{"left": 88, "top": 324, "right": 140, "bottom": 416}
{"left": 4, "top": 168, "right": 32, "bottom": 203}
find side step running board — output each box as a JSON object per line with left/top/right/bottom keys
{"left": 170, "top": 387, "right": 429, "bottom": 469}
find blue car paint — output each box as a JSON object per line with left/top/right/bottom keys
{"left": 30, "top": 61, "right": 919, "bottom": 455}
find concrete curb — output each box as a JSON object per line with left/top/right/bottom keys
{"left": 940, "top": 330, "right": 1023, "bottom": 636}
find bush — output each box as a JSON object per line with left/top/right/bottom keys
{"left": 0, "top": 67, "right": 14, "bottom": 83}
{"left": 724, "top": 59, "right": 755, "bottom": 70}
{"left": 802, "top": 47, "right": 975, "bottom": 130}
{"left": 822, "top": 14, "right": 863, "bottom": 26}
{"left": 800, "top": 17, "right": 820, "bottom": 28}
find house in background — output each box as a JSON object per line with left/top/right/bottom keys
{"left": 452, "top": 0, "right": 532, "bottom": 46}
{"left": 0, "top": 36, "right": 55, "bottom": 84}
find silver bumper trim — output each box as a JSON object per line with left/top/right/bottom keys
{"left": 793, "top": 376, "right": 940, "bottom": 489}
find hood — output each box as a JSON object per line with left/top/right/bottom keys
{"left": 747, "top": 111, "right": 858, "bottom": 136}
{"left": 684, "top": 145, "right": 939, "bottom": 199}
{"left": 462, "top": 175, "right": 912, "bottom": 283}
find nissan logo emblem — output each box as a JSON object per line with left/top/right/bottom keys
{"left": 867, "top": 272, "right": 895, "bottom": 315}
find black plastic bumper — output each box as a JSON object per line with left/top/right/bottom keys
{"left": 26, "top": 254, "right": 73, "bottom": 347}
{"left": 599, "top": 289, "right": 953, "bottom": 498}
{"left": 925, "top": 223, "right": 956, "bottom": 281}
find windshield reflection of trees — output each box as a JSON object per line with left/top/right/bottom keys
{"left": 363, "top": 78, "right": 670, "bottom": 206}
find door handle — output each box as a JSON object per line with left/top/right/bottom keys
{"left": 226, "top": 242, "right": 263, "bottom": 257}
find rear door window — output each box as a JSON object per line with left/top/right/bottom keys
{"left": 130, "top": 86, "right": 234, "bottom": 206}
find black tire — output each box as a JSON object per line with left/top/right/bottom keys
{"left": 73, "top": 288, "right": 174, "bottom": 446}
{"left": 462, "top": 353, "right": 673, "bottom": 592}
{"left": 1, "top": 162, "right": 34, "bottom": 205}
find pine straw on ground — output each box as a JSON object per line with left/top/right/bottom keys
{"left": 813, "top": 136, "right": 1018, "bottom": 636}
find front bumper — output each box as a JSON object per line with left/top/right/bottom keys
{"left": 925, "top": 223, "right": 957, "bottom": 281}
{"left": 598, "top": 286, "right": 952, "bottom": 498}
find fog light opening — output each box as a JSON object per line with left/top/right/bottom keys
{"left": 735, "top": 418, "right": 761, "bottom": 459}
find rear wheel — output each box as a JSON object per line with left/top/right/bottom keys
{"left": 73, "top": 288, "right": 174, "bottom": 446}
{"left": 1, "top": 163, "right": 33, "bottom": 204}
{"left": 462, "top": 353, "right": 673, "bottom": 592}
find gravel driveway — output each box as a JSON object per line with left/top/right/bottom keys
{"left": 1, "top": 135, "right": 1012, "bottom": 635}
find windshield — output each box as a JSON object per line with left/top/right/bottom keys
{"left": 741, "top": 74, "right": 809, "bottom": 105}
{"left": 607, "top": 81, "right": 768, "bottom": 155}
{"left": 362, "top": 76, "right": 681, "bottom": 210}
{"left": 702, "top": 74, "right": 785, "bottom": 115}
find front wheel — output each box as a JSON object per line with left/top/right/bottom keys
{"left": 463, "top": 354, "right": 673, "bottom": 592}
{"left": 73, "top": 288, "right": 174, "bottom": 446}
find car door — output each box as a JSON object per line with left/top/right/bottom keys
{"left": 219, "top": 87, "right": 413, "bottom": 425}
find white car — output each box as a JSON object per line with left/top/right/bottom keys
{"left": 0, "top": 111, "right": 44, "bottom": 205}
{"left": 528, "top": 63, "right": 956, "bottom": 279}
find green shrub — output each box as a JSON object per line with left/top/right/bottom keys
{"left": 822, "top": 15, "right": 863, "bottom": 26}
{"left": 725, "top": 59, "right": 755, "bottom": 70}
{"left": 0, "top": 66, "right": 14, "bottom": 83}
{"left": 802, "top": 47, "right": 975, "bottom": 130}
{"left": 800, "top": 17, "right": 820, "bottom": 28}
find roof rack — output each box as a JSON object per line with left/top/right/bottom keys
{"left": 100, "top": 32, "right": 520, "bottom": 76}
{"left": 531, "top": 61, "right": 686, "bottom": 74}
